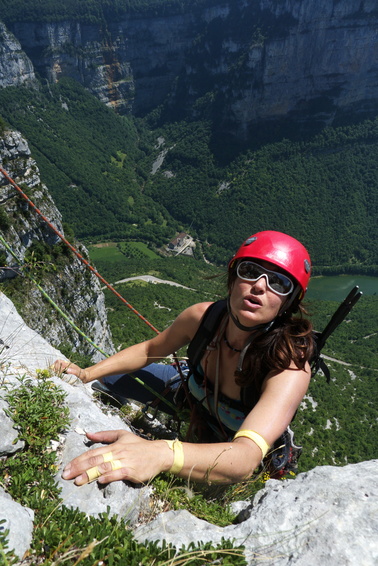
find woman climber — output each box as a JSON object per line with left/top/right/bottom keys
{"left": 54, "top": 230, "right": 314, "bottom": 486}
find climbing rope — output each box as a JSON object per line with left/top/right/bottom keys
{"left": 0, "top": 233, "right": 180, "bottom": 414}
{"left": 0, "top": 234, "right": 108, "bottom": 357}
{"left": 0, "top": 165, "right": 192, "bottom": 413}
{"left": 0, "top": 166, "right": 160, "bottom": 335}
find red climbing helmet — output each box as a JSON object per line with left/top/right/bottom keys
{"left": 229, "top": 231, "right": 312, "bottom": 295}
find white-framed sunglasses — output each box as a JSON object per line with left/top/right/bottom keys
{"left": 236, "top": 260, "right": 294, "bottom": 296}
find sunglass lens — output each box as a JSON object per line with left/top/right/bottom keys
{"left": 268, "top": 272, "right": 292, "bottom": 294}
{"left": 237, "top": 261, "right": 293, "bottom": 295}
{"left": 238, "top": 262, "right": 262, "bottom": 280}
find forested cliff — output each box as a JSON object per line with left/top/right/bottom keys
{"left": 1, "top": 0, "right": 377, "bottom": 140}
{"left": 0, "top": 0, "right": 377, "bottom": 268}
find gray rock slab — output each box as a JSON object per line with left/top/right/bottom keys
{"left": 134, "top": 460, "right": 378, "bottom": 566}
{"left": 54, "top": 377, "right": 152, "bottom": 525}
{"left": 0, "top": 292, "right": 68, "bottom": 375}
{"left": 0, "top": 487, "right": 34, "bottom": 559}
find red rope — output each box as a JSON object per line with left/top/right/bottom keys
{"left": 1, "top": 165, "right": 195, "bottom": 413}
{"left": 0, "top": 166, "right": 160, "bottom": 335}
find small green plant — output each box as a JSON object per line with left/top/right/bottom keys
{"left": 1, "top": 375, "right": 70, "bottom": 506}
{"left": 0, "top": 520, "right": 17, "bottom": 565}
{"left": 35, "top": 368, "right": 54, "bottom": 380}
{"left": 0, "top": 374, "right": 247, "bottom": 565}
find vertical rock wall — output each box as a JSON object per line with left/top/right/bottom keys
{"left": 0, "top": 129, "right": 114, "bottom": 362}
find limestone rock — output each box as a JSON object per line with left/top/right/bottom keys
{"left": 0, "top": 291, "right": 68, "bottom": 374}
{"left": 0, "top": 22, "right": 36, "bottom": 88}
{"left": 0, "top": 487, "right": 34, "bottom": 560}
{"left": 54, "top": 377, "right": 152, "bottom": 525}
{"left": 4, "top": 1, "right": 378, "bottom": 137}
{"left": 134, "top": 459, "right": 378, "bottom": 565}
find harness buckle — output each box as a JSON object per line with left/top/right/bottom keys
{"left": 142, "top": 401, "right": 160, "bottom": 421}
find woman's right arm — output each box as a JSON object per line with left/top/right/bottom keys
{"left": 54, "top": 302, "right": 212, "bottom": 383}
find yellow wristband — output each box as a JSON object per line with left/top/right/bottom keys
{"left": 233, "top": 429, "right": 270, "bottom": 459}
{"left": 163, "top": 439, "right": 185, "bottom": 474}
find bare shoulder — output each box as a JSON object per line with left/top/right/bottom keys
{"left": 176, "top": 301, "right": 213, "bottom": 328}
{"left": 170, "top": 301, "right": 214, "bottom": 341}
{"left": 262, "top": 363, "right": 311, "bottom": 398}
{"left": 146, "top": 301, "right": 216, "bottom": 357}
{"left": 183, "top": 301, "right": 214, "bottom": 319}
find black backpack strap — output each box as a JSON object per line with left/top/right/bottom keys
{"left": 187, "top": 299, "right": 228, "bottom": 370}
{"left": 311, "top": 286, "right": 363, "bottom": 380}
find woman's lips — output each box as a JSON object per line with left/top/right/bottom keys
{"left": 244, "top": 296, "right": 262, "bottom": 308}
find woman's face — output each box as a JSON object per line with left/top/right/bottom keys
{"left": 229, "top": 260, "right": 288, "bottom": 328}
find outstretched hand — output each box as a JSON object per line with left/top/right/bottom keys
{"left": 53, "top": 359, "right": 90, "bottom": 383}
{"left": 62, "top": 430, "right": 172, "bottom": 485}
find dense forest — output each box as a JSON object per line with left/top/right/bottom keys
{"left": 0, "top": 79, "right": 377, "bottom": 270}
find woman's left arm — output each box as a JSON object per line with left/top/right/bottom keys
{"left": 232, "top": 362, "right": 311, "bottom": 460}
{"left": 62, "top": 364, "right": 311, "bottom": 486}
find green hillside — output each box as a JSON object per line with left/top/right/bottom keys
{"left": 144, "top": 118, "right": 378, "bottom": 267}
{"left": 0, "top": 80, "right": 179, "bottom": 246}
{"left": 1, "top": 79, "right": 377, "bottom": 270}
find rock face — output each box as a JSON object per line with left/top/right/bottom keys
{"left": 0, "top": 488, "right": 34, "bottom": 560}
{"left": 1, "top": 292, "right": 377, "bottom": 565}
{"left": 135, "top": 460, "right": 378, "bottom": 565}
{"left": 1, "top": 0, "right": 377, "bottom": 139}
{"left": 0, "top": 21, "right": 36, "bottom": 88}
{"left": 0, "top": 129, "right": 114, "bottom": 362}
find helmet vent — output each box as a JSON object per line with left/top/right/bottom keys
{"left": 244, "top": 236, "right": 257, "bottom": 246}
{"left": 304, "top": 259, "right": 311, "bottom": 273}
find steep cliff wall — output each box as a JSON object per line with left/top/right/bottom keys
{"left": 0, "top": 128, "right": 114, "bottom": 362}
{"left": 0, "top": 21, "right": 36, "bottom": 88}
{"left": 2, "top": 0, "right": 377, "bottom": 140}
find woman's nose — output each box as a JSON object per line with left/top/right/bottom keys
{"left": 251, "top": 274, "right": 268, "bottom": 292}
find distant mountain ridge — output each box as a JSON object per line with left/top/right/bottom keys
{"left": 0, "top": 0, "right": 377, "bottom": 141}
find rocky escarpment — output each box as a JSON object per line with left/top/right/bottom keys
{"left": 0, "top": 128, "right": 114, "bottom": 362}
{"left": 0, "top": 21, "right": 37, "bottom": 88}
{"left": 1, "top": 0, "right": 377, "bottom": 139}
{"left": 1, "top": 292, "right": 377, "bottom": 565}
